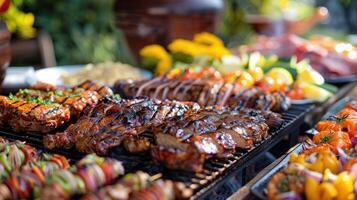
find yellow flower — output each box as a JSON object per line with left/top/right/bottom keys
{"left": 193, "top": 32, "right": 224, "bottom": 47}
{"left": 168, "top": 39, "right": 202, "bottom": 57}
{"left": 205, "top": 45, "right": 231, "bottom": 60}
{"left": 140, "top": 44, "right": 172, "bottom": 75}
{"left": 140, "top": 44, "right": 170, "bottom": 61}
{"left": 156, "top": 57, "right": 172, "bottom": 75}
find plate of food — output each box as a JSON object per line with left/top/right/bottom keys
{"left": 27, "top": 61, "right": 152, "bottom": 86}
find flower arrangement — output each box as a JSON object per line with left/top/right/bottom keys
{"left": 140, "top": 44, "right": 172, "bottom": 75}
{"left": 140, "top": 32, "right": 231, "bottom": 75}
{"left": 0, "top": 0, "right": 36, "bottom": 39}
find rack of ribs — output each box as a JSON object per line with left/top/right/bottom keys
{"left": 114, "top": 76, "right": 291, "bottom": 113}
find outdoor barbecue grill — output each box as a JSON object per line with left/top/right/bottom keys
{"left": 0, "top": 103, "right": 314, "bottom": 199}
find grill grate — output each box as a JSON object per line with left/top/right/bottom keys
{"left": 0, "top": 103, "right": 314, "bottom": 199}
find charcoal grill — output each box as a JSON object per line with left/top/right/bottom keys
{"left": 0, "top": 103, "right": 314, "bottom": 199}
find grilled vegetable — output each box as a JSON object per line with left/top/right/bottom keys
{"left": 0, "top": 141, "right": 38, "bottom": 179}
{"left": 313, "top": 130, "right": 352, "bottom": 153}
{"left": 82, "top": 171, "right": 174, "bottom": 200}
{"left": 38, "top": 154, "right": 124, "bottom": 199}
{"left": 0, "top": 154, "right": 69, "bottom": 199}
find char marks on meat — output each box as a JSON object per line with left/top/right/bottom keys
{"left": 44, "top": 96, "right": 284, "bottom": 172}
{"left": 0, "top": 80, "right": 113, "bottom": 133}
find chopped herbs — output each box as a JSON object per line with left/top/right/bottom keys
{"left": 25, "top": 97, "right": 62, "bottom": 107}
{"left": 18, "top": 89, "right": 29, "bottom": 95}
{"left": 327, "top": 115, "right": 348, "bottom": 123}
{"left": 67, "top": 93, "right": 81, "bottom": 98}
{"left": 47, "top": 90, "right": 64, "bottom": 97}
{"left": 320, "top": 136, "right": 331, "bottom": 143}
{"left": 8, "top": 93, "right": 20, "bottom": 101}
{"left": 277, "top": 179, "right": 289, "bottom": 193}
{"left": 112, "top": 94, "right": 121, "bottom": 101}
{"left": 75, "top": 88, "right": 85, "bottom": 92}
{"left": 54, "top": 90, "right": 63, "bottom": 96}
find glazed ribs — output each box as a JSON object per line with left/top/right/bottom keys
{"left": 114, "top": 77, "right": 291, "bottom": 113}
{"left": 0, "top": 81, "right": 112, "bottom": 133}
{"left": 44, "top": 97, "right": 283, "bottom": 172}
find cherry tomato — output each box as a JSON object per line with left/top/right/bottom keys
{"left": 256, "top": 77, "right": 275, "bottom": 92}
{"left": 287, "top": 85, "right": 304, "bottom": 100}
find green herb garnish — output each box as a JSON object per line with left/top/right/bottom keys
{"left": 277, "top": 179, "right": 289, "bottom": 193}
{"left": 19, "top": 89, "right": 29, "bottom": 95}
{"left": 25, "top": 97, "right": 62, "bottom": 107}
{"left": 67, "top": 93, "right": 81, "bottom": 98}
{"left": 112, "top": 94, "right": 121, "bottom": 101}
{"left": 327, "top": 115, "right": 348, "bottom": 123}
{"left": 54, "top": 90, "right": 63, "bottom": 96}
{"left": 75, "top": 88, "right": 85, "bottom": 92}
{"left": 8, "top": 93, "right": 20, "bottom": 101}
{"left": 320, "top": 136, "right": 331, "bottom": 143}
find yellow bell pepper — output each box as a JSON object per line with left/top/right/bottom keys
{"left": 320, "top": 182, "right": 338, "bottom": 200}
{"left": 305, "top": 176, "right": 320, "bottom": 200}
{"left": 289, "top": 153, "right": 312, "bottom": 168}
{"left": 322, "top": 152, "right": 339, "bottom": 174}
{"left": 323, "top": 169, "right": 336, "bottom": 182}
{"left": 308, "top": 151, "right": 339, "bottom": 174}
{"left": 310, "top": 156, "right": 325, "bottom": 173}
{"left": 333, "top": 172, "right": 355, "bottom": 200}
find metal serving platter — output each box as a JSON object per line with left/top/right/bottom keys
{"left": 0, "top": 103, "right": 314, "bottom": 199}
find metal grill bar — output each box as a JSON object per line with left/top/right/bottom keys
{"left": 0, "top": 103, "right": 314, "bottom": 199}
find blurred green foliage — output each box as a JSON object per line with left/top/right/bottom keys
{"left": 219, "top": 0, "right": 315, "bottom": 46}
{"left": 22, "top": 0, "right": 133, "bottom": 65}
{"left": 218, "top": 0, "right": 255, "bottom": 47}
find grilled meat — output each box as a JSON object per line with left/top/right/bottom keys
{"left": 114, "top": 77, "right": 291, "bottom": 113}
{"left": 44, "top": 97, "right": 200, "bottom": 155}
{"left": 76, "top": 80, "right": 113, "bottom": 96}
{"left": 16, "top": 81, "right": 112, "bottom": 118}
{"left": 29, "top": 81, "right": 63, "bottom": 91}
{"left": 0, "top": 96, "right": 71, "bottom": 133}
{"left": 151, "top": 107, "right": 277, "bottom": 171}
{"left": 44, "top": 96, "right": 283, "bottom": 172}
{"left": 0, "top": 81, "right": 113, "bottom": 133}
{"left": 151, "top": 144, "right": 206, "bottom": 172}
{"left": 123, "top": 136, "right": 151, "bottom": 153}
